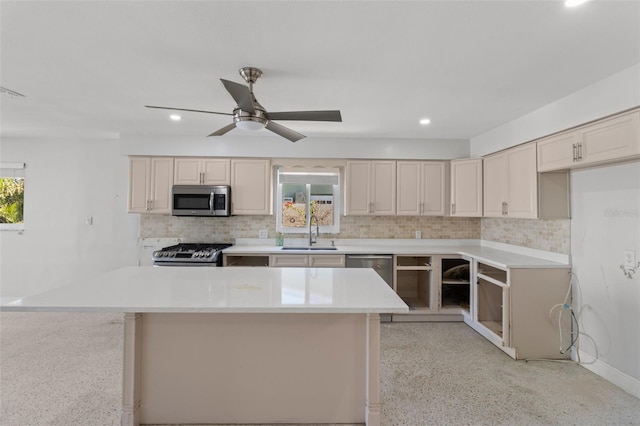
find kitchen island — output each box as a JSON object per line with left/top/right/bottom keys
{"left": 3, "top": 266, "right": 408, "bottom": 426}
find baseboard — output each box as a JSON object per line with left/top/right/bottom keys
{"left": 576, "top": 349, "right": 640, "bottom": 400}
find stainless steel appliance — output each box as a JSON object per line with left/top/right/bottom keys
{"left": 152, "top": 243, "right": 231, "bottom": 267}
{"left": 346, "top": 254, "right": 394, "bottom": 321}
{"left": 172, "top": 185, "right": 230, "bottom": 217}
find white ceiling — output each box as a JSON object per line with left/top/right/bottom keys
{"left": 1, "top": 0, "right": 639, "bottom": 143}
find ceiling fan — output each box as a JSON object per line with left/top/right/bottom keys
{"left": 145, "top": 67, "right": 342, "bottom": 142}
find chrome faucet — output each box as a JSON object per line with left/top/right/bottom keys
{"left": 309, "top": 214, "right": 319, "bottom": 246}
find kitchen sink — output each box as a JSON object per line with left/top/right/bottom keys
{"left": 281, "top": 246, "right": 338, "bottom": 251}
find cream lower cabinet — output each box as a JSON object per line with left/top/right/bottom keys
{"left": 450, "top": 158, "right": 482, "bottom": 217}
{"left": 393, "top": 255, "right": 470, "bottom": 322}
{"left": 396, "top": 161, "right": 449, "bottom": 216}
{"left": 483, "top": 143, "right": 538, "bottom": 218}
{"left": 465, "top": 260, "right": 571, "bottom": 360}
{"left": 174, "top": 158, "right": 230, "bottom": 185}
{"left": 128, "top": 157, "right": 174, "bottom": 214}
{"left": 230, "top": 159, "right": 271, "bottom": 215}
{"left": 345, "top": 160, "right": 396, "bottom": 215}
{"left": 270, "top": 254, "right": 345, "bottom": 268}
{"left": 538, "top": 109, "right": 640, "bottom": 172}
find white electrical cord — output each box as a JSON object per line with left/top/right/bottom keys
{"left": 548, "top": 272, "right": 576, "bottom": 354}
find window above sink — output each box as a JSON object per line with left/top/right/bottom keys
{"left": 275, "top": 168, "right": 341, "bottom": 235}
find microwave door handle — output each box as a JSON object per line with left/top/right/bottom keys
{"left": 209, "top": 192, "right": 214, "bottom": 214}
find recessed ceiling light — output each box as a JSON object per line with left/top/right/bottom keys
{"left": 565, "top": 0, "right": 590, "bottom": 7}
{"left": 419, "top": 118, "right": 431, "bottom": 126}
{"left": 170, "top": 114, "right": 182, "bottom": 121}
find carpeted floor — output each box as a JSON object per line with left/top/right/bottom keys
{"left": 1, "top": 312, "right": 639, "bottom": 425}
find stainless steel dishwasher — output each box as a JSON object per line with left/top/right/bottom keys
{"left": 345, "top": 254, "right": 394, "bottom": 322}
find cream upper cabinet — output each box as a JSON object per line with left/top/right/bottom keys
{"left": 174, "top": 157, "right": 230, "bottom": 185}
{"left": 450, "top": 158, "right": 482, "bottom": 217}
{"left": 538, "top": 109, "right": 640, "bottom": 172}
{"left": 230, "top": 158, "right": 271, "bottom": 215}
{"left": 128, "top": 157, "right": 174, "bottom": 214}
{"left": 483, "top": 144, "right": 538, "bottom": 218}
{"left": 345, "top": 160, "right": 396, "bottom": 215}
{"left": 397, "top": 161, "right": 449, "bottom": 216}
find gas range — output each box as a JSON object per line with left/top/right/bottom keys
{"left": 152, "top": 243, "right": 232, "bottom": 267}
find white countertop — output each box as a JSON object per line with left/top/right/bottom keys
{"left": 223, "top": 242, "right": 570, "bottom": 269}
{"left": 2, "top": 266, "right": 409, "bottom": 314}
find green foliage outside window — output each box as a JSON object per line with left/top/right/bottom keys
{"left": 0, "top": 178, "right": 24, "bottom": 224}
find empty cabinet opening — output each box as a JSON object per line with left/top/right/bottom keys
{"left": 441, "top": 258, "right": 470, "bottom": 312}
{"left": 224, "top": 255, "right": 270, "bottom": 267}
{"left": 396, "top": 256, "right": 431, "bottom": 268}
{"left": 396, "top": 269, "right": 431, "bottom": 310}
{"left": 477, "top": 278, "right": 504, "bottom": 337}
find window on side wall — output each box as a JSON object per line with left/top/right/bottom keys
{"left": 276, "top": 169, "right": 340, "bottom": 234}
{"left": 0, "top": 163, "right": 25, "bottom": 231}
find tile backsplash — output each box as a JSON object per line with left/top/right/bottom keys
{"left": 140, "top": 214, "right": 570, "bottom": 254}
{"left": 140, "top": 214, "right": 481, "bottom": 242}
{"left": 481, "top": 218, "right": 571, "bottom": 254}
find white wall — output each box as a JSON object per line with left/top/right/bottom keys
{"left": 120, "top": 135, "right": 470, "bottom": 160}
{"left": 470, "top": 64, "right": 640, "bottom": 157}
{"left": 0, "top": 138, "right": 139, "bottom": 297}
{"left": 571, "top": 161, "right": 640, "bottom": 396}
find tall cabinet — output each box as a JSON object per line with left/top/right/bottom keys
{"left": 345, "top": 160, "right": 396, "bottom": 215}
{"left": 396, "top": 161, "right": 449, "bottom": 216}
{"left": 128, "top": 157, "right": 174, "bottom": 214}
{"left": 450, "top": 158, "right": 482, "bottom": 217}
{"left": 483, "top": 143, "right": 538, "bottom": 218}
{"left": 230, "top": 158, "right": 272, "bottom": 215}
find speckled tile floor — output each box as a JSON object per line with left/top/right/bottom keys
{"left": 1, "top": 312, "right": 639, "bottom": 425}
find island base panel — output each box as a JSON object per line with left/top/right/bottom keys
{"left": 132, "top": 313, "right": 369, "bottom": 425}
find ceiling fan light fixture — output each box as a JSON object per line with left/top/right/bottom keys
{"left": 235, "top": 117, "right": 267, "bottom": 131}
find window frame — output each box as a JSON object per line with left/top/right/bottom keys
{"left": 0, "top": 163, "right": 25, "bottom": 232}
{"left": 275, "top": 168, "right": 341, "bottom": 235}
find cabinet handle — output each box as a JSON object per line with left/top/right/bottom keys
{"left": 451, "top": 203, "right": 456, "bottom": 215}
{"left": 200, "top": 172, "right": 204, "bottom": 184}
{"left": 572, "top": 144, "right": 577, "bottom": 162}
{"left": 578, "top": 143, "right": 583, "bottom": 161}
{"left": 420, "top": 202, "right": 424, "bottom": 214}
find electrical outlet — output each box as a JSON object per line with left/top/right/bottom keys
{"left": 258, "top": 229, "right": 268, "bottom": 239}
{"left": 624, "top": 250, "right": 636, "bottom": 267}
{"left": 415, "top": 230, "right": 421, "bottom": 239}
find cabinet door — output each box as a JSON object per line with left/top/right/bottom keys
{"left": 396, "top": 161, "right": 421, "bottom": 216}
{"left": 231, "top": 159, "right": 271, "bottom": 215}
{"left": 345, "top": 161, "right": 371, "bottom": 215}
{"left": 422, "top": 162, "right": 448, "bottom": 216}
{"left": 506, "top": 143, "right": 537, "bottom": 218}
{"left": 371, "top": 161, "right": 396, "bottom": 215}
{"left": 581, "top": 110, "right": 640, "bottom": 166}
{"left": 308, "top": 255, "right": 345, "bottom": 268}
{"left": 149, "top": 157, "right": 174, "bottom": 214}
{"left": 128, "top": 157, "right": 151, "bottom": 213}
{"left": 483, "top": 153, "right": 507, "bottom": 217}
{"left": 450, "top": 159, "right": 482, "bottom": 217}
{"left": 174, "top": 158, "right": 203, "bottom": 185}
{"left": 270, "top": 255, "right": 308, "bottom": 267}
{"left": 537, "top": 131, "right": 579, "bottom": 172}
{"left": 202, "top": 158, "right": 231, "bottom": 185}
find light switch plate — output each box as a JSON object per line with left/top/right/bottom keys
{"left": 258, "top": 229, "right": 268, "bottom": 239}
{"left": 624, "top": 250, "right": 636, "bottom": 267}
{"left": 415, "top": 230, "right": 421, "bottom": 239}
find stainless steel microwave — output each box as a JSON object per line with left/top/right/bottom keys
{"left": 171, "top": 185, "right": 231, "bottom": 217}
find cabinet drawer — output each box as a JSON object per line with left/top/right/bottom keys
{"left": 308, "top": 254, "right": 345, "bottom": 268}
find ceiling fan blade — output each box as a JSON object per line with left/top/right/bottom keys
{"left": 266, "top": 121, "right": 305, "bottom": 143}
{"left": 145, "top": 105, "right": 232, "bottom": 116}
{"left": 207, "top": 122, "right": 236, "bottom": 137}
{"left": 267, "top": 110, "right": 342, "bottom": 122}
{"left": 220, "top": 79, "right": 255, "bottom": 113}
